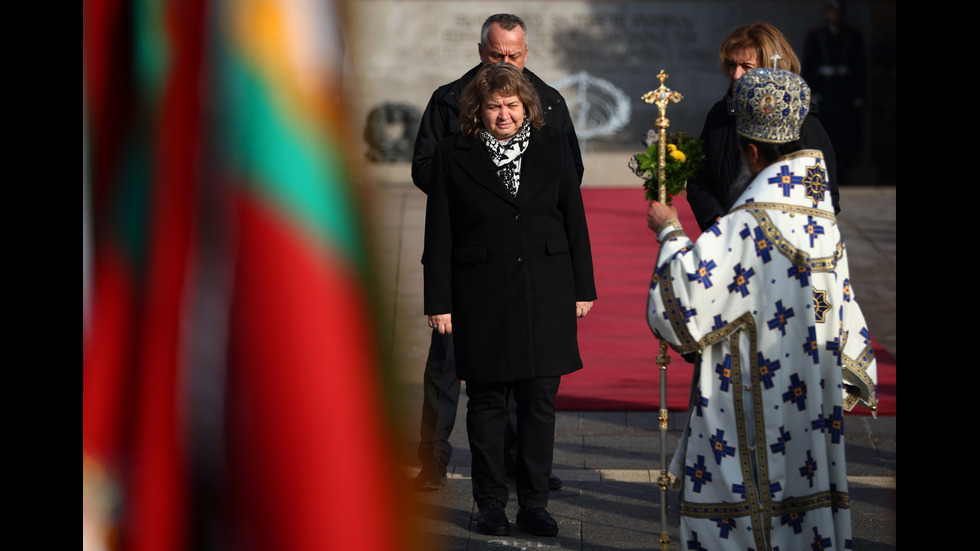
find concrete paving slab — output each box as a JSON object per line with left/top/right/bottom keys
{"left": 370, "top": 170, "right": 896, "bottom": 550}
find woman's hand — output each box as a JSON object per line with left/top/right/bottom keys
{"left": 428, "top": 313, "right": 452, "bottom": 335}
{"left": 576, "top": 301, "right": 594, "bottom": 318}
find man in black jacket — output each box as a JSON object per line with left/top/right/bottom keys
{"left": 411, "top": 13, "right": 583, "bottom": 492}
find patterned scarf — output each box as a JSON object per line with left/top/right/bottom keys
{"left": 480, "top": 120, "right": 531, "bottom": 197}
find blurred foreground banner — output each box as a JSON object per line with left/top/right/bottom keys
{"left": 83, "top": 1, "right": 418, "bottom": 549}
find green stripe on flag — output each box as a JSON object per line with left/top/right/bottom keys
{"left": 133, "top": 0, "right": 170, "bottom": 107}
{"left": 219, "top": 51, "right": 366, "bottom": 270}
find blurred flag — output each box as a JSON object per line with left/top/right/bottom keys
{"left": 83, "top": 1, "right": 417, "bottom": 550}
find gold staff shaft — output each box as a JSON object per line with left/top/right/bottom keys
{"left": 642, "top": 69, "right": 683, "bottom": 551}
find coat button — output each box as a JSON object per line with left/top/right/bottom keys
{"left": 515, "top": 214, "right": 522, "bottom": 221}
{"left": 517, "top": 256, "right": 524, "bottom": 263}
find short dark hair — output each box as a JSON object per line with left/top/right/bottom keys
{"left": 459, "top": 63, "right": 544, "bottom": 136}
{"left": 481, "top": 14, "right": 527, "bottom": 45}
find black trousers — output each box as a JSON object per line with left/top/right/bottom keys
{"left": 417, "top": 330, "right": 459, "bottom": 466}
{"left": 417, "top": 330, "right": 521, "bottom": 469}
{"left": 465, "top": 376, "right": 560, "bottom": 510}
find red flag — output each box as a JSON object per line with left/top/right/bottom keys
{"left": 84, "top": 1, "right": 421, "bottom": 549}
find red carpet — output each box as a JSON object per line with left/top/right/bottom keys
{"left": 558, "top": 188, "right": 895, "bottom": 416}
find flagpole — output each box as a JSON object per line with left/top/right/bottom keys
{"left": 642, "top": 70, "right": 683, "bottom": 551}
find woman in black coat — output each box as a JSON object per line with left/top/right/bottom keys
{"left": 687, "top": 21, "right": 841, "bottom": 232}
{"left": 423, "top": 62, "right": 596, "bottom": 538}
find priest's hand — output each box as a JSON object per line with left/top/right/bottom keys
{"left": 576, "top": 301, "right": 593, "bottom": 318}
{"left": 647, "top": 201, "right": 679, "bottom": 233}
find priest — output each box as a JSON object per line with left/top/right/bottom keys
{"left": 645, "top": 67, "right": 878, "bottom": 550}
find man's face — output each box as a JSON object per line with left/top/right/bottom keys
{"left": 478, "top": 23, "right": 528, "bottom": 71}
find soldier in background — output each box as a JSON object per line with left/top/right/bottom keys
{"left": 802, "top": 0, "right": 866, "bottom": 184}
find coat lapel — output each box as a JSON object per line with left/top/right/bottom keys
{"left": 515, "top": 127, "right": 558, "bottom": 203}
{"left": 453, "top": 134, "right": 517, "bottom": 204}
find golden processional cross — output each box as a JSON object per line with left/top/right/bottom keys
{"left": 641, "top": 69, "right": 682, "bottom": 551}
{"left": 641, "top": 70, "right": 684, "bottom": 204}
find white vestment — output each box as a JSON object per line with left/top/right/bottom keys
{"left": 647, "top": 150, "right": 878, "bottom": 550}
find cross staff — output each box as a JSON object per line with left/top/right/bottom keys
{"left": 642, "top": 70, "right": 683, "bottom": 204}
{"left": 642, "top": 69, "right": 683, "bottom": 551}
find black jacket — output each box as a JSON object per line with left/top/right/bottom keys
{"left": 686, "top": 95, "right": 841, "bottom": 232}
{"left": 423, "top": 125, "right": 596, "bottom": 383}
{"left": 412, "top": 64, "right": 584, "bottom": 195}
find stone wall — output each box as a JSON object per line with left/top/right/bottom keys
{"left": 344, "top": 0, "right": 886, "bottom": 182}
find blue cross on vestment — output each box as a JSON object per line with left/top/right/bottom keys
{"left": 770, "top": 425, "right": 792, "bottom": 455}
{"left": 799, "top": 449, "right": 819, "bottom": 488}
{"left": 768, "top": 164, "right": 803, "bottom": 196}
{"left": 811, "top": 526, "right": 833, "bottom": 550}
{"left": 715, "top": 354, "right": 733, "bottom": 391}
{"left": 756, "top": 352, "right": 781, "bottom": 389}
{"left": 709, "top": 429, "right": 737, "bottom": 465}
{"left": 685, "top": 531, "right": 708, "bottom": 551}
{"left": 781, "top": 510, "right": 806, "bottom": 534}
{"left": 783, "top": 373, "right": 808, "bottom": 411}
{"left": 804, "top": 215, "right": 825, "bottom": 247}
{"left": 826, "top": 405, "right": 845, "bottom": 444}
{"left": 688, "top": 259, "right": 717, "bottom": 288}
{"left": 741, "top": 224, "right": 775, "bottom": 263}
{"left": 712, "top": 517, "right": 737, "bottom": 539}
{"left": 826, "top": 335, "right": 842, "bottom": 364}
{"left": 711, "top": 314, "right": 728, "bottom": 332}
{"left": 693, "top": 388, "right": 708, "bottom": 417}
{"left": 767, "top": 300, "right": 795, "bottom": 335}
{"left": 788, "top": 263, "right": 811, "bottom": 287}
{"left": 686, "top": 455, "right": 713, "bottom": 493}
{"left": 727, "top": 263, "right": 755, "bottom": 297}
{"left": 803, "top": 325, "right": 821, "bottom": 363}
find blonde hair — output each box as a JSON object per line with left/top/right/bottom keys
{"left": 719, "top": 21, "right": 801, "bottom": 76}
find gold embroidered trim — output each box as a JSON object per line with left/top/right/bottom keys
{"left": 727, "top": 323, "right": 769, "bottom": 549}
{"left": 679, "top": 489, "right": 850, "bottom": 518}
{"left": 729, "top": 201, "right": 835, "bottom": 220}
{"left": 781, "top": 149, "right": 825, "bottom": 162}
{"left": 656, "top": 218, "right": 683, "bottom": 235}
{"left": 729, "top": 206, "right": 844, "bottom": 272}
{"left": 660, "top": 229, "right": 686, "bottom": 243}
{"left": 841, "top": 342, "right": 879, "bottom": 413}
{"left": 654, "top": 265, "right": 700, "bottom": 354}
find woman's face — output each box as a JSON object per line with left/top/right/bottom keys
{"left": 481, "top": 93, "right": 525, "bottom": 141}
{"left": 727, "top": 48, "right": 760, "bottom": 83}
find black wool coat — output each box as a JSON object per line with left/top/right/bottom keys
{"left": 423, "top": 124, "right": 597, "bottom": 383}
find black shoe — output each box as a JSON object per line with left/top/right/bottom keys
{"left": 548, "top": 475, "right": 563, "bottom": 491}
{"left": 477, "top": 500, "right": 510, "bottom": 536}
{"left": 414, "top": 461, "right": 447, "bottom": 491}
{"left": 516, "top": 506, "right": 558, "bottom": 536}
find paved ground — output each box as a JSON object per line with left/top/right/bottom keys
{"left": 363, "top": 164, "right": 896, "bottom": 550}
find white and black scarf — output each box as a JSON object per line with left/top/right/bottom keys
{"left": 480, "top": 121, "right": 531, "bottom": 197}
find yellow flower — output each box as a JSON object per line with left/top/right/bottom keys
{"left": 668, "top": 144, "right": 686, "bottom": 163}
